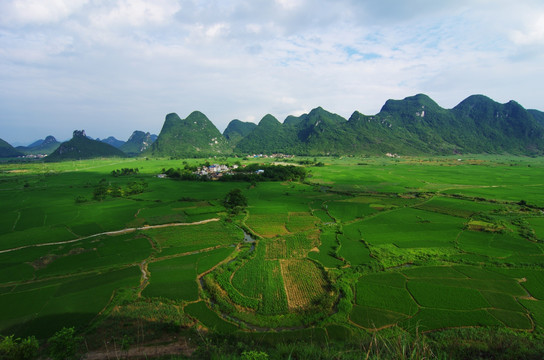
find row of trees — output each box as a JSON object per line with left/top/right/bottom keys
{"left": 220, "top": 164, "right": 306, "bottom": 182}
{"left": 0, "top": 327, "right": 81, "bottom": 360}
{"left": 111, "top": 168, "right": 139, "bottom": 177}
{"left": 93, "top": 179, "right": 148, "bottom": 200}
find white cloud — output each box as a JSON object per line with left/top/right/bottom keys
{"left": 0, "top": 0, "right": 88, "bottom": 25}
{"left": 1, "top": 0, "right": 544, "bottom": 144}
{"left": 275, "top": 0, "right": 302, "bottom": 10}
{"left": 89, "top": 0, "right": 181, "bottom": 28}
{"left": 511, "top": 14, "right": 544, "bottom": 45}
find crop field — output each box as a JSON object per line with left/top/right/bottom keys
{"left": 280, "top": 259, "right": 329, "bottom": 309}
{"left": 246, "top": 213, "right": 289, "bottom": 238}
{"left": 2, "top": 156, "right": 544, "bottom": 353}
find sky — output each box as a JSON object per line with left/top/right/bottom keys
{"left": 1, "top": 0, "right": 543, "bottom": 145}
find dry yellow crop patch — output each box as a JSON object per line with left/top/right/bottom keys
{"left": 280, "top": 259, "right": 328, "bottom": 310}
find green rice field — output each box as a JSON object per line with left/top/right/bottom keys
{"left": 1, "top": 155, "right": 544, "bottom": 350}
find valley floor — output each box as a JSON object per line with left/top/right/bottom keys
{"left": 1, "top": 155, "right": 544, "bottom": 359}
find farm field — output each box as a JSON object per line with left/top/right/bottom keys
{"left": 1, "top": 155, "right": 544, "bottom": 356}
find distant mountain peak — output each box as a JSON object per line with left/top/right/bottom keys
{"left": 121, "top": 130, "right": 157, "bottom": 155}
{"left": 73, "top": 130, "right": 86, "bottom": 138}
{"left": 43, "top": 135, "right": 57, "bottom": 144}
{"left": 148, "top": 111, "right": 230, "bottom": 157}
{"left": 47, "top": 130, "right": 125, "bottom": 161}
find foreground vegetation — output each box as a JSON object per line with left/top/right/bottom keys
{"left": 1, "top": 155, "right": 544, "bottom": 358}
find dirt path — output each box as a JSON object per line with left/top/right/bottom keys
{"left": 83, "top": 338, "right": 194, "bottom": 359}
{"left": 0, "top": 218, "right": 220, "bottom": 255}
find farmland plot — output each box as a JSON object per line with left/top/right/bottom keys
{"left": 356, "top": 207, "right": 465, "bottom": 249}
{"left": 280, "top": 259, "right": 329, "bottom": 310}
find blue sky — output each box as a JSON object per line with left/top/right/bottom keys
{"left": 1, "top": 0, "right": 543, "bottom": 145}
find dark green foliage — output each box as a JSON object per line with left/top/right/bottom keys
{"left": 0, "top": 138, "right": 23, "bottom": 158}
{"left": 0, "top": 335, "right": 39, "bottom": 360}
{"left": 46, "top": 131, "right": 125, "bottom": 161}
{"left": 223, "top": 188, "right": 247, "bottom": 214}
{"left": 241, "top": 350, "right": 269, "bottom": 360}
{"left": 111, "top": 167, "right": 139, "bottom": 176}
{"left": 47, "top": 327, "right": 82, "bottom": 360}
{"left": 92, "top": 178, "right": 148, "bottom": 200}
{"left": 164, "top": 167, "right": 202, "bottom": 180}
{"left": 148, "top": 112, "right": 230, "bottom": 157}
{"left": 221, "top": 164, "right": 306, "bottom": 182}
{"left": 119, "top": 131, "right": 156, "bottom": 155}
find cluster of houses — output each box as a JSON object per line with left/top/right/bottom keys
{"left": 247, "top": 153, "right": 295, "bottom": 159}
{"left": 19, "top": 154, "right": 47, "bottom": 159}
{"left": 195, "top": 163, "right": 240, "bottom": 179}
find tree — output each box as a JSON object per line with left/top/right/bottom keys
{"left": 0, "top": 335, "right": 39, "bottom": 360}
{"left": 48, "top": 327, "right": 82, "bottom": 360}
{"left": 223, "top": 188, "right": 247, "bottom": 214}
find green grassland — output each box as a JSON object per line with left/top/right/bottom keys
{"left": 2, "top": 156, "right": 544, "bottom": 356}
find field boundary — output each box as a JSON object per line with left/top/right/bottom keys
{"left": 0, "top": 218, "right": 220, "bottom": 254}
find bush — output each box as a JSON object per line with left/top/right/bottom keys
{"left": 48, "top": 327, "right": 82, "bottom": 360}
{"left": 223, "top": 189, "right": 248, "bottom": 214}
{"left": 0, "top": 335, "right": 39, "bottom": 360}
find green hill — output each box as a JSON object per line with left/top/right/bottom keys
{"left": 120, "top": 131, "right": 156, "bottom": 156}
{"left": 234, "top": 114, "right": 299, "bottom": 154}
{"left": 528, "top": 109, "right": 544, "bottom": 127}
{"left": 234, "top": 94, "right": 544, "bottom": 156}
{"left": 46, "top": 130, "right": 126, "bottom": 161}
{"left": 147, "top": 112, "right": 230, "bottom": 157}
{"left": 16, "top": 135, "right": 60, "bottom": 155}
{"left": 0, "top": 138, "right": 23, "bottom": 158}
{"left": 223, "top": 120, "right": 257, "bottom": 145}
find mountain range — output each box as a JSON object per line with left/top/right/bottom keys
{"left": 230, "top": 94, "right": 544, "bottom": 156}
{"left": 2, "top": 94, "right": 543, "bottom": 160}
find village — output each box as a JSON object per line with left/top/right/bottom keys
{"left": 194, "top": 163, "right": 242, "bottom": 180}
